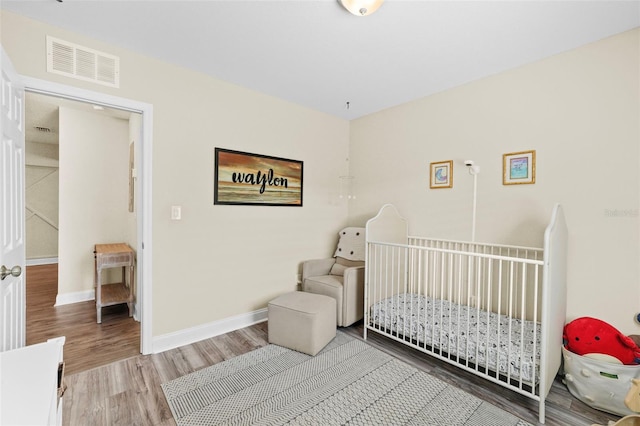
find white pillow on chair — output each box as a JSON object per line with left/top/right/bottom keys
{"left": 333, "top": 227, "right": 365, "bottom": 261}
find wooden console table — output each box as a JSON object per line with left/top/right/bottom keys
{"left": 94, "top": 243, "right": 135, "bottom": 324}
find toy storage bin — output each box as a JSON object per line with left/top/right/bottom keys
{"left": 563, "top": 347, "right": 640, "bottom": 416}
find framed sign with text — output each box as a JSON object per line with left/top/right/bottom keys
{"left": 214, "top": 148, "right": 303, "bottom": 206}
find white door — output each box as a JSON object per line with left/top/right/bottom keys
{"left": 0, "top": 47, "right": 26, "bottom": 352}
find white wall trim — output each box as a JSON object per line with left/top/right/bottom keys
{"left": 152, "top": 308, "right": 268, "bottom": 354}
{"left": 26, "top": 257, "right": 58, "bottom": 266}
{"left": 55, "top": 289, "right": 94, "bottom": 306}
{"left": 21, "top": 75, "right": 154, "bottom": 355}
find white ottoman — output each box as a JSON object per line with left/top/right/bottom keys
{"left": 268, "top": 291, "right": 336, "bottom": 356}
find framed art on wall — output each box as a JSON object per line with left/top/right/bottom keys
{"left": 214, "top": 148, "right": 303, "bottom": 206}
{"left": 503, "top": 150, "right": 536, "bottom": 185}
{"left": 430, "top": 160, "right": 453, "bottom": 189}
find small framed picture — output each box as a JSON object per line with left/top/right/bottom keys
{"left": 503, "top": 150, "right": 536, "bottom": 185}
{"left": 430, "top": 160, "right": 453, "bottom": 189}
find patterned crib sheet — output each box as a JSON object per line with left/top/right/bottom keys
{"left": 370, "top": 293, "right": 541, "bottom": 383}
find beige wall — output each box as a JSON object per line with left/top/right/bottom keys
{"left": 5, "top": 11, "right": 637, "bottom": 337}
{"left": 349, "top": 29, "right": 640, "bottom": 334}
{"left": 1, "top": 11, "right": 349, "bottom": 336}
{"left": 25, "top": 141, "right": 59, "bottom": 260}
{"left": 126, "top": 114, "right": 141, "bottom": 253}
{"left": 58, "top": 107, "right": 130, "bottom": 295}
{"left": 126, "top": 114, "right": 141, "bottom": 305}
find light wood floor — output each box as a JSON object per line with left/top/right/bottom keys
{"left": 59, "top": 321, "right": 623, "bottom": 426}
{"left": 26, "top": 264, "right": 140, "bottom": 376}
{"left": 343, "top": 326, "right": 619, "bottom": 426}
{"left": 28, "top": 265, "right": 620, "bottom": 425}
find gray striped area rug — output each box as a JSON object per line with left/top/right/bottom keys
{"left": 161, "top": 332, "right": 532, "bottom": 425}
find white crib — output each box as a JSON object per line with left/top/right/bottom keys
{"left": 364, "top": 204, "right": 568, "bottom": 424}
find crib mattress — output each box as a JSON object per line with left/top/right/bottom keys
{"left": 370, "top": 293, "right": 541, "bottom": 383}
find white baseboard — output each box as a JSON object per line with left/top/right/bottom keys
{"left": 152, "top": 308, "right": 268, "bottom": 354}
{"left": 55, "top": 289, "right": 94, "bottom": 306}
{"left": 27, "top": 257, "right": 58, "bottom": 266}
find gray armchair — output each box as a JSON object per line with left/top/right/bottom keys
{"left": 302, "top": 227, "right": 365, "bottom": 327}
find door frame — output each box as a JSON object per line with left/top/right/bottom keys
{"left": 22, "top": 76, "right": 153, "bottom": 355}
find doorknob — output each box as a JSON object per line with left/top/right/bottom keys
{"left": 0, "top": 265, "right": 22, "bottom": 280}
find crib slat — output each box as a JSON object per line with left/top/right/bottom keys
{"left": 365, "top": 236, "right": 546, "bottom": 417}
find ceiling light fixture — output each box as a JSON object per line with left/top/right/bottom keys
{"left": 339, "top": 0, "right": 384, "bottom": 16}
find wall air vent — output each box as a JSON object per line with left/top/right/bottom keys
{"left": 46, "top": 36, "right": 120, "bottom": 88}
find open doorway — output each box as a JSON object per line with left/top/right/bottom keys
{"left": 24, "top": 91, "right": 142, "bottom": 374}
{"left": 21, "top": 74, "right": 153, "bottom": 358}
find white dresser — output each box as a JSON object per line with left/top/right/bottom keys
{"left": 0, "top": 337, "right": 65, "bottom": 426}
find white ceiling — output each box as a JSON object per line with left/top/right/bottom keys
{"left": 3, "top": 1, "right": 640, "bottom": 120}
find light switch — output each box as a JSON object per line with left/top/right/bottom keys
{"left": 171, "top": 205, "right": 182, "bottom": 220}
